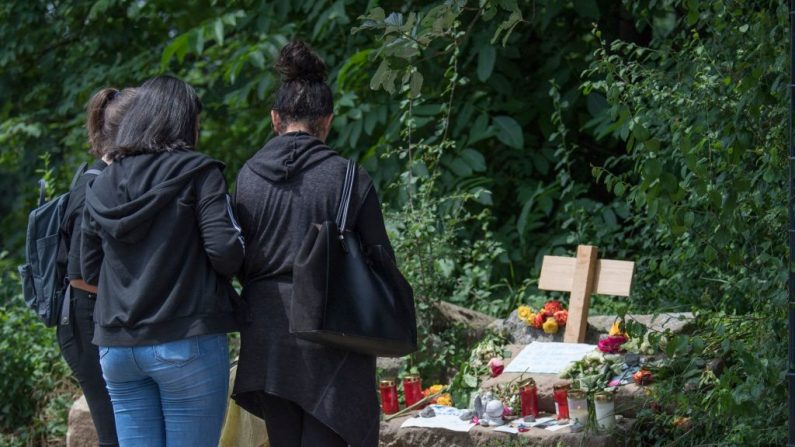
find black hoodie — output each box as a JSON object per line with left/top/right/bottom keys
{"left": 82, "top": 150, "right": 244, "bottom": 346}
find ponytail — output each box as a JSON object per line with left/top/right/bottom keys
{"left": 85, "top": 87, "right": 135, "bottom": 158}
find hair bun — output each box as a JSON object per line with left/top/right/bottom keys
{"left": 275, "top": 40, "right": 327, "bottom": 83}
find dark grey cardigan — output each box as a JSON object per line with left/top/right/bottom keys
{"left": 231, "top": 132, "right": 393, "bottom": 447}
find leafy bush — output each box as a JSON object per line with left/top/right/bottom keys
{"left": 0, "top": 272, "right": 75, "bottom": 446}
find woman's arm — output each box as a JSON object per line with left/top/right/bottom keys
{"left": 80, "top": 207, "right": 104, "bottom": 286}
{"left": 194, "top": 167, "right": 245, "bottom": 278}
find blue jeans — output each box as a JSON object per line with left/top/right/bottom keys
{"left": 99, "top": 334, "right": 230, "bottom": 447}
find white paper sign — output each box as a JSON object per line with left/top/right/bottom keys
{"left": 503, "top": 342, "right": 596, "bottom": 374}
{"left": 400, "top": 414, "right": 475, "bottom": 432}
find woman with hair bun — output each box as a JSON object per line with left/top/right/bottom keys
{"left": 59, "top": 86, "right": 135, "bottom": 447}
{"left": 232, "top": 40, "right": 393, "bottom": 447}
{"left": 81, "top": 75, "right": 244, "bottom": 446}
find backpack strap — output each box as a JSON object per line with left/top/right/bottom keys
{"left": 84, "top": 169, "right": 102, "bottom": 177}
{"left": 69, "top": 162, "right": 88, "bottom": 189}
{"left": 38, "top": 179, "right": 46, "bottom": 207}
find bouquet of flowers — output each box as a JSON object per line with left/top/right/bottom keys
{"left": 517, "top": 300, "right": 569, "bottom": 334}
{"left": 422, "top": 384, "right": 452, "bottom": 406}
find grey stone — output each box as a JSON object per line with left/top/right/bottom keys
{"left": 492, "top": 311, "right": 695, "bottom": 346}
{"left": 379, "top": 414, "right": 633, "bottom": 447}
{"left": 67, "top": 395, "right": 98, "bottom": 447}
{"left": 419, "top": 407, "right": 436, "bottom": 418}
{"left": 432, "top": 301, "right": 497, "bottom": 341}
{"left": 377, "top": 356, "right": 408, "bottom": 378}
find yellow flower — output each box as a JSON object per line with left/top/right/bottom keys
{"left": 517, "top": 306, "right": 533, "bottom": 322}
{"left": 609, "top": 321, "right": 627, "bottom": 337}
{"left": 436, "top": 393, "right": 453, "bottom": 406}
{"left": 542, "top": 317, "right": 559, "bottom": 334}
{"left": 423, "top": 384, "right": 444, "bottom": 397}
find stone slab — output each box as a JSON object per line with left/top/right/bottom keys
{"left": 67, "top": 395, "right": 98, "bottom": 447}
{"left": 379, "top": 412, "right": 633, "bottom": 447}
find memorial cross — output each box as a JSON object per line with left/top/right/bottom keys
{"left": 538, "top": 245, "right": 634, "bottom": 343}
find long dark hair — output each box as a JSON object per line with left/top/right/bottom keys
{"left": 86, "top": 87, "right": 136, "bottom": 158}
{"left": 272, "top": 40, "right": 333, "bottom": 136}
{"left": 109, "top": 75, "right": 202, "bottom": 160}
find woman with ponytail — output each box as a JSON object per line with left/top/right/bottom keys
{"left": 59, "top": 87, "right": 135, "bottom": 447}
{"left": 232, "top": 40, "right": 393, "bottom": 447}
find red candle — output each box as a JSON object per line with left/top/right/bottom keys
{"left": 553, "top": 383, "right": 570, "bottom": 420}
{"left": 380, "top": 379, "right": 399, "bottom": 414}
{"left": 403, "top": 375, "right": 423, "bottom": 408}
{"left": 519, "top": 378, "right": 539, "bottom": 418}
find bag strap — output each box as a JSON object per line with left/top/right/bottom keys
{"left": 69, "top": 162, "right": 88, "bottom": 189}
{"left": 335, "top": 160, "right": 357, "bottom": 233}
{"left": 84, "top": 169, "right": 102, "bottom": 177}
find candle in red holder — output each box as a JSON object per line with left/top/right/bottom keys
{"left": 403, "top": 375, "right": 423, "bottom": 408}
{"left": 519, "top": 378, "right": 539, "bottom": 418}
{"left": 379, "top": 379, "right": 399, "bottom": 414}
{"left": 553, "top": 383, "right": 570, "bottom": 420}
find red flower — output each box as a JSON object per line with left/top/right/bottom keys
{"left": 488, "top": 358, "right": 505, "bottom": 378}
{"left": 544, "top": 300, "right": 564, "bottom": 314}
{"left": 553, "top": 310, "right": 568, "bottom": 326}
{"left": 534, "top": 311, "right": 548, "bottom": 329}
{"left": 597, "top": 335, "right": 629, "bottom": 353}
{"left": 633, "top": 369, "right": 653, "bottom": 386}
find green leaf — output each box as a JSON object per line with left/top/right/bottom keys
{"left": 409, "top": 70, "right": 423, "bottom": 98}
{"left": 477, "top": 45, "right": 496, "bottom": 81}
{"left": 214, "top": 19, "right": 224, "bottom": 45}
{"left": 460, "top": 148, "right": 486, "bottom": 172}
{"left": 463, "top": 373, "right": 478, "bottom": 388}
{"left": 161, "top": 34, "right": 190, "bottom": 69}
{"left": 493, "top": 115, "right": 524, "bottom": 148}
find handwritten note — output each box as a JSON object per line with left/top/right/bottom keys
{"left": 504, "top": 342, "right": 596, "bottom": 374}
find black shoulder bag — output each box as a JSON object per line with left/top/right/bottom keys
{"left": 290, "top": 160, "right": 417, "bottom": 357}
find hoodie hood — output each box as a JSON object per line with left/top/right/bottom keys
{"left": 245, "top": 131, "right": 337, "bottom": 183}
{"left": 85, "top": 150, "right": 223, "bottom": 243}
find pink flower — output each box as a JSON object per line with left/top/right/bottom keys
{"left": 502, "top": 406, "right": 513, "bottom": 417}
{"left": 598, "top": 335, "right": 629, "bottom": 353}
{"left": 488, "top": 357, "right": 505, "bottom": 377}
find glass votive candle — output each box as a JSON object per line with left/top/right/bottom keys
{"left": 379, "top": 379, "right": 399, "bottom": 414}
{"left": 553, "top": 382, "right": 570, "bottom": 420}
{"left": 519, "top": 378, "right": 539, "bottom": 418}
{"left": 567, "top": 389, "right": 589, "bottom": 425}
{"left": 403, "top": 375, "right": 423, "bottom": 408}
{"left": 594, "top": 391, "right": 616, "bottom": 431}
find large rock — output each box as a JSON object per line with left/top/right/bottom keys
{"left": 432, "top": 301, "right": 497, "bottom": 339}
{"left": 67, "top": 395, "right": 98, "bottom": 447}
{"left": 379, "top": 413, "right": 633, "bottom": 447}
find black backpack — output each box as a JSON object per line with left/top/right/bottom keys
{"left": 17, "top": 163, "right": 101, "bottom": 327}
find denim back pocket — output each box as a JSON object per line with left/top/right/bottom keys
{"left": 153, "top": 337, "right": 199, "bottom": 367}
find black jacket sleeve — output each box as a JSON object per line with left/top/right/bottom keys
{"left": 80, "top": 206, "right": 103, "bottom": 286}
{"left": 354, "top": 186, "right": 395, "bottom": 260}
{"left": 194, "top": 167, "right": 245, "bottom": 279}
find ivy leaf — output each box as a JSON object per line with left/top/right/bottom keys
{"left": 493, "top": 115, "right": 524, "bottom": 148}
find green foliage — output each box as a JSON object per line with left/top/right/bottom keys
{"left": 0, "top": 0, "right": 789, "bottom": 445}
{"left": 0, "top": 271, "right": 75, "bottom": 446}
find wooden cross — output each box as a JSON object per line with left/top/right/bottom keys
{"left": 538, "top": 245, "right": 635, "bottom": 343}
